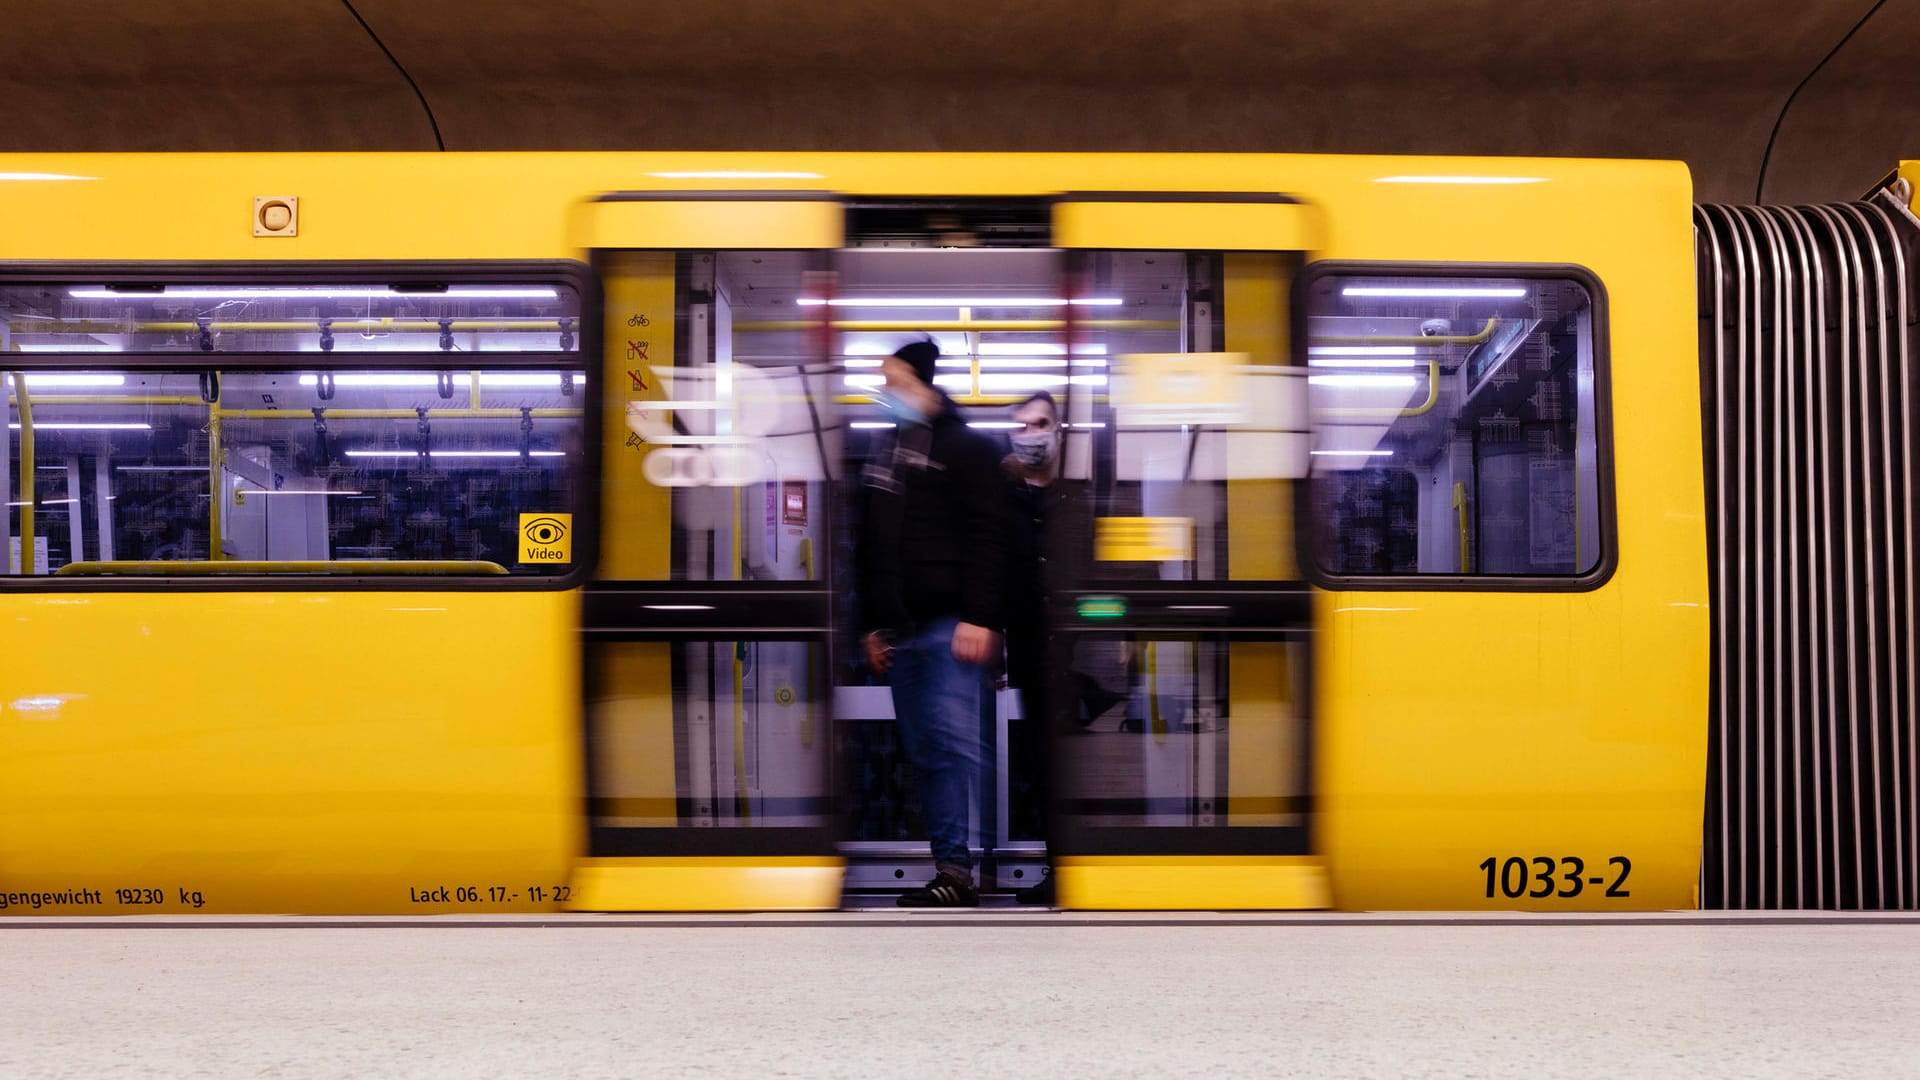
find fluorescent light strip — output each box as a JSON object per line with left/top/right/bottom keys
{"left": 234, "top": 488, "right": 364, "bottom": 496}
{"left": 294, "top": 374, "right": 584, "bottom": 388}
{"left": 842, "top": 342, "right": 1106, "bottom": 357}
{"left": 12, "top": 344, "right": 126, "bottom": 354}
{"left": 967, "top": 421, "right": 1022, "bottom": 429}
{"left": 1308, "top": 357, "right": 1416, "bottom": 369}
{"left": 0, "top": 172, "right": 97, "bottom": 182}
{"left": 646, "top": 171, "right": 823, "bottom": 180}
{"left": 66, "top": 287, "right": 560, "bottom": 300}
{"left": 8, "top": 499, "right": 78, "bottom": 506}
{"left": 1309, "top": 346, "right": 1417, "bottom": 356}
{"left": 850, "top": 422, "right": 896, "bottom": 429}
{"left": 19, "top": 374, "right": 127, "bottom": 387}
{"left": 116, "top": 465, "right": 207, "bottom": 472}
{"left": 1373, "top": 175, "right": 1548, "bottom": 185}
{"left": 8, "top": 422, "right": 151, "bottom": 430}
{"left": 1310, "top": 375, "right": 1418, "bottom": 389}
{"left": 343, "top": 450, "right": 565, "bottom": 459}
{"left": 1312, "top": 449, "right": 1394, "bottom": 457}
{"left": 798, "top": 297, "right": 1122, "bottom": 308}
{"left": 643, "top": 604, "right": 718, "bottom": 611}
{"left": 1341, "top": 287, "right": 1527, "bottom": 298}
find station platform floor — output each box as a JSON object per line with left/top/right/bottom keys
{"left": 4, "top": 911, "right": 1917, "bottom": 1078}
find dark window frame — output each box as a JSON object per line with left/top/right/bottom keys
{"left": 0, "top": 259, "right": 601, "bottom": 592}
{"left": 1292, "top": 260, "right": 1619, "bottom": 593}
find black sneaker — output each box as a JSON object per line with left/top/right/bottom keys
{"left": 897, "top": 869, "right": 978, "bottom": 908}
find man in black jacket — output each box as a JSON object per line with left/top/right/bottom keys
{"left": 858, "top": 339, "right": 1006, "bottom": 907}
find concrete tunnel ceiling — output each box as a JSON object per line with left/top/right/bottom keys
{"left": 0, "top": 0, "right": 1912, "bottom": 204}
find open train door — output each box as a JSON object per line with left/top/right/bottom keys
{"left": 1047, "top": 195, "right": 1329, "bottom": 908}
{"left": 567, "top": 192, "right": 847, "bottom": 910}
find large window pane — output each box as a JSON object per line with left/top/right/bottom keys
{"left": 5, "top": 367, "right": 585, "bottom": 576}
{"left": 1303, "top": 272, "right": 1605, "bottom": 580}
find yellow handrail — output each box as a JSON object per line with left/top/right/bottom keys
{"left": 207, "top": 389, "right": 223, "bottom": 560}
{"left": 55, "top": 559, "right": 511, "bottom": 576}
{"left": 9, "top": 372, "right": 35, "bottom": 574}
{"left": 1452, "top": 482, "right": 1472, "bottom": 573}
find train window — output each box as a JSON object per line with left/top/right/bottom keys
{"left": 3, "top": 276, "right": 589, "bottom": 581}
{"left": 614, "top": 251, "right": 837, "bottom": 584}
{"left": 1300, "top": 268, "right": 1609, "bottom": 585}
{"left": 4, "top": 368, "right": 586, "bottom": 578}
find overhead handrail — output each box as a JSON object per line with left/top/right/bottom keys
{"left": 54, "top": 559, "right": 511, "bottom": 576}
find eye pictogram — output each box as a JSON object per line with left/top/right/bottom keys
{"left": 522, "top": 516, "right": 569, "bottom": 545}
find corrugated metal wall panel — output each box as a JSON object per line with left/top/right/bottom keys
{"left": 1697, "top": 198, "right": 1920, "bottom": 909}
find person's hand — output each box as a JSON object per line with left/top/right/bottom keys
{"left": 864, "top": 631, "right": 894, "bottom": 675}
{"left": 951, "top": 622, "right": 1000, "bottom": 665}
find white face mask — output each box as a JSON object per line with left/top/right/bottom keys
{"left": 1010, "top": 430, "right": 1057, "bottom": 468}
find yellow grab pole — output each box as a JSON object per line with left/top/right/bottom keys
{"left": 8, "top": 372, "right": 32, "bottom": 574}
{"left": 208, "top": 385, "right": 224, "bottom": 561}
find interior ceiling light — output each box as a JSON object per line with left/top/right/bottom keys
{"left": 9, "top": 422, "right": 152, "bottom": 430}
{"left": 13, "top": 344, "right": 126, "bottom": 353}
{"left": 1308, "top": 346, "right": 1418, "bottom": 368}
{"left": 66, "top": 287, "right": 559, "bottom": 300}
{"left": 798, "top": 297, "right": 1122, "bottom": 308}
{"left": 1308, "top": 357, "right": 1416, "bottom": 368}
{"left": 1373, "top": 175, "right": 1548, "bottom": 185}
{"left": 1309, "top": 374, "right": 1418, "bottom": 389}
{"left": 295, "top": 374, "right": 583, "bottom": 388}
{"left": 232, "top": 487, "right": 364, "bottom": 496}
{"left": 646, "top": 171, "right": 824, "bottom": 179}
{"left": 1342, "top": 286, "right": 1527, "bottom": 298}
{"left": 1311, "top": 449, "right": 1394, "bottom": 456}
{"left": 19, "top": 374, "right": 127, "bottom": 387}
{"left": 343, "top": 450, "right": 564, "bottom": 458}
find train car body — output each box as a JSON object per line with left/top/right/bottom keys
{"left": 0, "top": 152, "right": 1717, "bottom": 912}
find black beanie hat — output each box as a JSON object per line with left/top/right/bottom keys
{"left": 892, "top": 339, "right": 940, "bottom": 386}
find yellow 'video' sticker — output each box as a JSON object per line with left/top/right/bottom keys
{"left": 518, "top": 513, "right": 573, "bottom": 565}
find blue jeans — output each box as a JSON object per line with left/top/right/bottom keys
{"left": 890, "top": 616, "right": 987, "bottom": 871}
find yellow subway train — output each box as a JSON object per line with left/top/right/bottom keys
{"left": 1, "top": 153, "right": 1913, "bottom": 912}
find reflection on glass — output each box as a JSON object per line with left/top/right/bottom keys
{"left": 5, "top": 368, "right": 584, "bottom": 575}
{"left": 1304, "top": 275, "right": 1602, "bottom": 577}
{"left": 589, "top": 641, "right": 831, "bottom": 829}
{"left": 1055, "top": 637, "right": 1308, "bottom": 830}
